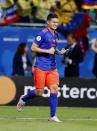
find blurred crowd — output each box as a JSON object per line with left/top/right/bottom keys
{"left": 14, "top": 0, "right": 97, "bottom": 24}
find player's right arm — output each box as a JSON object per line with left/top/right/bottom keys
{"left": 31, "top": 42, "right": 55, "bottom": 54}
{"left": 31, "top": 31, "right": 55, "bottom": 54}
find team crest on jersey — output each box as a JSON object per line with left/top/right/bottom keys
{"left": 36, "top": 36, "right": 41, "bottom": 41}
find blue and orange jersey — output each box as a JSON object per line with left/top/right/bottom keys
{"left": 33, "top": 28, "right": 59, "bottom": 71}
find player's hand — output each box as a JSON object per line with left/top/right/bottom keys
{"left": 92, "top": 39, "right": 96, "bottom": 44}
{"left": 48, "top": 48, "right": 55, "bottom": 54}
{"left": 65, "top": 58, "right": 70, "bottom": 63}
{"left": 92, "top": 39, "right": 97, "bottom": 45}
{"left": 62, "top": 58, "right": 70, "bottom": 63}
{"left": 60, "top": 48, "right": 69, "bottom": 55}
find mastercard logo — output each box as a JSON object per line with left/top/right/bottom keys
{"left": 0, "top": 76, "right": 16, "bottom": 105}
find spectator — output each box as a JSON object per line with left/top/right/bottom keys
{"left": 53, "top": 0, "right": 78, "bottom": 25}
{"left": 16, "top": 0, "right": 38, "bottom": 22}
{"left": 34, "top": 0, "right": 54, "bottom": 23}
{"left": 91, "top": 39, "right": 97, "bottom": 77}
{"left": 12, "top": 43, "right": 31, "bottom": 76}
{"left": 62, "top": 33, "right": 83, "bottom": 77}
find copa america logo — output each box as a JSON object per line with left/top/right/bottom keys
{"left": 0, "top": 7, "right": 6, "bottom": 18}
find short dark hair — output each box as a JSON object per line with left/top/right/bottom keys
{"left": 47, "top": 13, "right": 58, "bottom": 21}
{"left": 67, "top": 33, "right": 75, "bottom": 39}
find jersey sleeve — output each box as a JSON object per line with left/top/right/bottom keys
{"left": 34, "top": 31, "right": 44, "bottom": 46}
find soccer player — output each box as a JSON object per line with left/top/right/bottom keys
{"left": 17, "top": 13, "right": 68, "bottom": 122}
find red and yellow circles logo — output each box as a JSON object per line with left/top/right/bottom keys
{"left": 0, "top": 76, "right": 16, "bottom": 105}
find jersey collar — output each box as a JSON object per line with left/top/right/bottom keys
{"left": 47, "top": 27, "right": 56, "bottom": 36}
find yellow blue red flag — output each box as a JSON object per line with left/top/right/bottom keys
{"left": 0, "top": 0, "right": 19, "bottom": 25}
{"left": 82, "top": 0, "right": 97, "bottom": 9}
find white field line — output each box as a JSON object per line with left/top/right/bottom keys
{"left": 16, "top": 118, "right": 97, "bottom": 121}
{"left": 0, "top": 117, "right": 97, "bottom": 121}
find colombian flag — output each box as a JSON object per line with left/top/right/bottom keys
{"left": 82, "top": 0, "right": 97, "bottom": 9}
{"left": 0, "top": 0, "right": 19, "bottom": 25}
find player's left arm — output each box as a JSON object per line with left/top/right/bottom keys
{"left": 55, "top": 48, "right": 69, "bottom": 55}
{"left": 55, "top": 33, "right": 69, "bottom": 55}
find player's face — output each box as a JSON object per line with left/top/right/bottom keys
{"left": 47, "top": 18, "right": 58, "bottom": 30}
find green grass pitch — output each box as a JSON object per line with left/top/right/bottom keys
{"left": 0, "top": 106, "right": 97, "bottom": 131}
